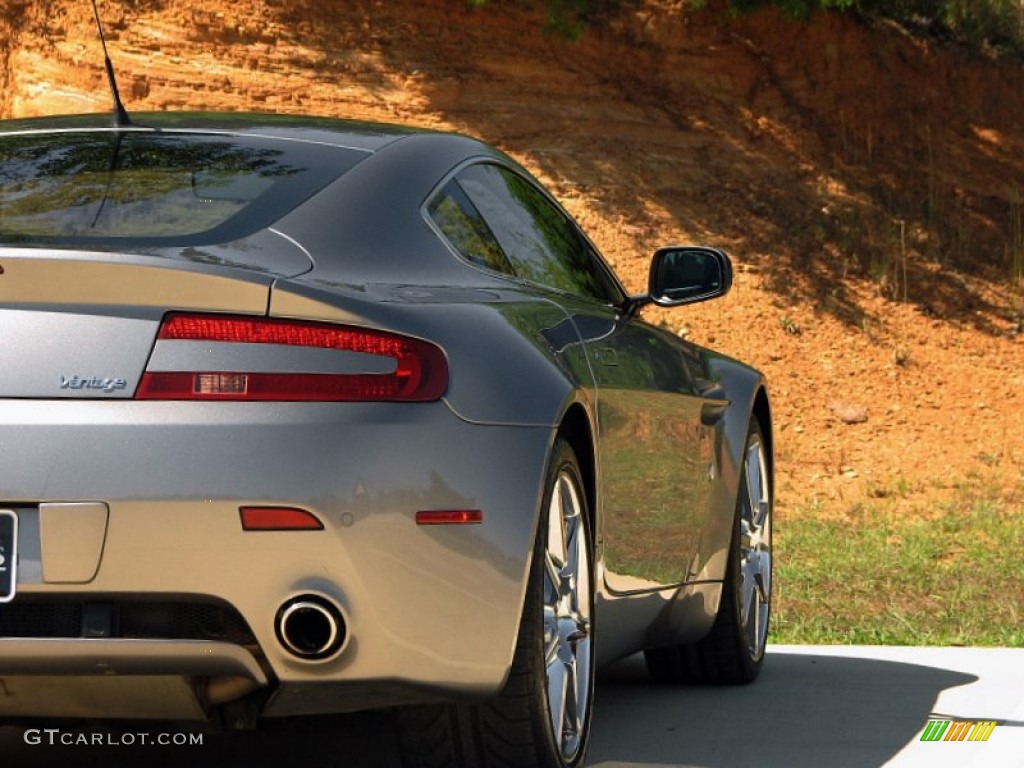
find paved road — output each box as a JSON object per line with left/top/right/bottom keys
{"left": 2, "top": 645, "right": 1022, "bottom": 767}
{"left": 588, "top": 645, "right": 1024, "bottom": 768}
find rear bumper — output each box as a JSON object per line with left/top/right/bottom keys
{"left": 0, "top": 399, "right": 552, "bottom": 719}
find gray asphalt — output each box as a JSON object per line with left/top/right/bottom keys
{"left": 588, "top": 645, "right": 1024, "bottom": 768}
{"left": 2, "top": 645, "right": 1021, "bottom": 767}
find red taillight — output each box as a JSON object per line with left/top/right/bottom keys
{"left": 240, "top": 506, "right": 324, "bottom": 531}
{"left": 415, "top": 510, "right": 484, "bottom": 525}
{"left": 136, "top": 313, "right": 448, "bottom": 402}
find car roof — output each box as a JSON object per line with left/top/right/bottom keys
{"left": 0, "top": 112, "right": 624, "bottom": 296}
{"left": 0, "top": 111, "right": 431, "bottom": 153}
{"left": 0, "top": 111, "right": 519, "bottom": 284}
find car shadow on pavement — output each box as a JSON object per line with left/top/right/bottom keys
{"left": 586, "top": 650, "right": 978, "bottom": 768}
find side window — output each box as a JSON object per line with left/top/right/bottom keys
{"left": 456, "top": 164, "right": 622, "bottom": 304}
{"left": 426, "top": 180, "right": 514, "bottom": 275}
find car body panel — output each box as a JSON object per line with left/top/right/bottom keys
{"left": 582, "top": 310, "right": 713, "bottom": 591}
{"left": 0, "top": 249, "right": 277, "bottom": 311}
{"left": 0, "top": 249, "right": 279, "bottom": 399}
{"left": 270, "top": 279, "right": 585, "bottom": 427}
{"left": 1, "top": 396, "right": 554, "bottom": 715}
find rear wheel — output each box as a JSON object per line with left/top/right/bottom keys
{"left": 645, "top": 418, "right": 772, "bottom": 685}
{"left": 396, "top": 438, "right": 594, "bottom": 768}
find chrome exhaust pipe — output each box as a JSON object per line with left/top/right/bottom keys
{"left": 275, "top": 596, "right": 346, "bottom": 660}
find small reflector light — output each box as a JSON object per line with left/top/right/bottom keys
{"left": 415, "top": 510, "right": 483, "bottom": 525}
{"left": 240, "top": 506, "right": 324, "bottom": 531}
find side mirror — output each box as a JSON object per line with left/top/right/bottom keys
{"left": 648, "top": 246, "right": 733, "bottom": 307}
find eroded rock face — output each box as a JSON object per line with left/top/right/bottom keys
{"left": 3, "top": 0, "right": 1022, "bottom": 514}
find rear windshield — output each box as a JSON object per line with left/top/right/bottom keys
{"left": 0, "top": 131, "right": 367, "bottom": 247}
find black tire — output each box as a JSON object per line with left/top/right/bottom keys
{"left": 645, "top": 418, "right": 772, "bottom": 685}
{"left": 396, "top": 438, "right": 595, "bottom": 768}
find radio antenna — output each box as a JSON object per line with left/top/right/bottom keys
{"left": 89, "top": 0, "right": 132, "bottom": 127}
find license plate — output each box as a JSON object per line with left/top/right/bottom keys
{"left": 0, "top": 509, "right": 17, "bottom": 602}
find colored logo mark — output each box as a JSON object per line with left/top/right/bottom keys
{"left": 920, "top": 720, "right": 997, "bottom": 742}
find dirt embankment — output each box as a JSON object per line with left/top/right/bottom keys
{"left": 2, "top": 0, "right": 1022, "bottom": 516}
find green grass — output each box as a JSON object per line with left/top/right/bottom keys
{"left": 769, "top": 486, "right": 1024, "bottom": 646}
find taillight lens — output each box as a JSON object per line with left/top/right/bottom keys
{"left": 240, "top": 506, "right": 324, "bottom": 531}
{"left": 415, "top": 510, "right": 483, "bottom": 525}
{"left": 136, "top": 314, "right": 448, "bottom": 402}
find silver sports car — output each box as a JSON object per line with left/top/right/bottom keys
{"left": 0, "top": 112, "right": 773, "bottom": 767}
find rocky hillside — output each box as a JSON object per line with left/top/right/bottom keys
{"left": 2, "top": 0, "right": 1022, "bottom": 516}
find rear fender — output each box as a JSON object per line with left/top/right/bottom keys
{"left": 695, "top": 355, "right": 772, "bottom": 585}
{"left": 269, "top": 279, "right": 591, "bottom": 427}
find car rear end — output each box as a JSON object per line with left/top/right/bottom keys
{"left": 0, "top": 118, "right": 551, "bottom": 723}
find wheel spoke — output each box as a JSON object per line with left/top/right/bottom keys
{"left": 745, "top": 587, "right": 764, "bottom": 652}
{"left": 546, "top": 657, "right": 568, "bottom": 746}
{"left": 562, "top": 652, "right": 579, "bottom": 741}
{"left": 544, "top": 550, "right": 563, "bottom": 601}
{"left": 543, "top": 605, "right": 559, "bottom": 664}
{"left": 746, "top": 443, "right": 766, "bottom": 525}
{"left": 574, "top": 540, "right": 591, "bottom": 620}
{"left": 564, "top": 513, "right": 580, "bottom": 574}
{"left": 572, "top": 634, "right": 591, "bottom": 736}
{"left": 547, "top": 485, "right": 567, "bottom": 569}
{"left": 745, "top": 477, "right": 758, "bottom": 523}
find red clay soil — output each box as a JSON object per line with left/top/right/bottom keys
{"left": 2, "top": 0, "right": 1022, "bottom": 519}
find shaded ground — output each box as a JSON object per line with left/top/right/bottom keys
{"left": 2, "top": 0, "right": 1022, "bottom": 517}
{"left": 3, "top": 647, "right": 1023, "bottom": 766}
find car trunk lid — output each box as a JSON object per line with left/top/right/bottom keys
{"left": 0, "top": 249, "right": 274, "bottom": 399}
